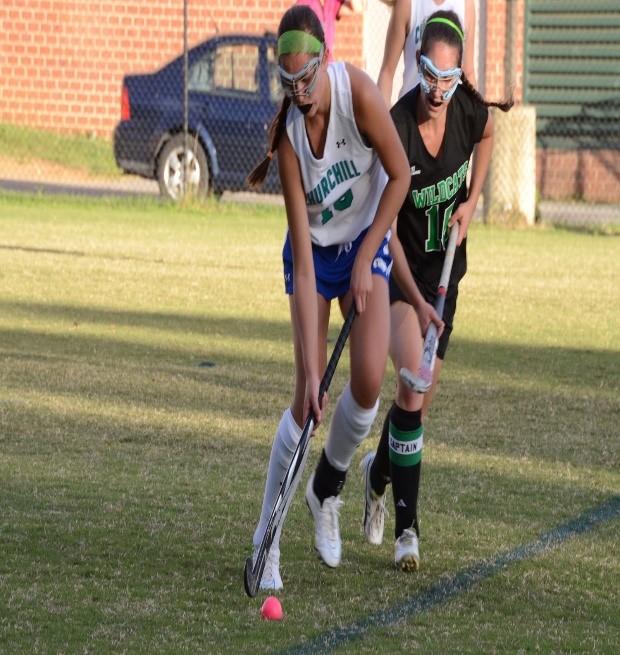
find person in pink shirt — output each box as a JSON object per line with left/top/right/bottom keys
{"left": 296, "top": 0, "right": 364, "bottom": 60}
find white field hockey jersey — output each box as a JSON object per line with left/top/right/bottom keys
{"left": 286, "top": 61, "right": 388, "bottom": 247}
{"left": 400, "top": 0, "right": 465, "bottom": 98}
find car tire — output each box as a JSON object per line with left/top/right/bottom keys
{"left": 157, "top": 133, "right": 209, "bottom": 200}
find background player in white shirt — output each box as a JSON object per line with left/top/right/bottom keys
{"left": 377, "top": 0, "right": 476, "bottom": 105}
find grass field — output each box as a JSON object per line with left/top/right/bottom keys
{"left": 0, "top": 191, "right": 618, "bottom": 654}
{"left": 0, "top": 124, "right": 119, "bottom": 177}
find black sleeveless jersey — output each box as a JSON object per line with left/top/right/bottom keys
{"left": 390, "top": 85, "right": 488, "bottom": 297}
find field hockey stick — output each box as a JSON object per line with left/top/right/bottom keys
{"left": 244, "top": 304, "right": 356, "bottom": 597}
{"left": 400, "top": 223, "right": 459, "bottom": 393}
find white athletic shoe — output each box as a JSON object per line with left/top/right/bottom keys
{"left": 305, "top": 473, "right": 343, "bottom": 568}
{"left": 394, "top": 528, "right": 420, "bottom": 572}
{"left": 252, "top": 546, "right": 283, "bottom": 591}
{"left": 360, "top": 452, "right": 386, "bottom": 546}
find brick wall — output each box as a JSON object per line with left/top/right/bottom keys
{"left": 1, "top": 0, "right": 617, "bottom": 203}
{"left": 537, "top": 149, "right": 620, "bottom": 204}
{"left": 482, "top": 0, "right": 619, "bottom": 203}
{"left": 483, "top": 0, "right": 524, "bottom": 104}
{"left": 0, "top": 0, "right": 362, "bottom": 138}
{"left": 483, "top": 0, "right": 507, "bottom": 101}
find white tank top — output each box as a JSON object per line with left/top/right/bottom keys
{"left": 286, "top": 61, "right": 388, "bottom": 247}
{"left": 400, "top": 0, "right": 465, "bottom": 99}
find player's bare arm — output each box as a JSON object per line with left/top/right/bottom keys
{"left": 347, "top": 63, "right": 410, "bottom": 313}
{"left": 449, "top": 112, "right": 493, "bottom": 245}
{"left": 463, "top": 0, "right": 477, "bottom": 86}
{"left": 348, "top": 64, "right": 410, "bottom": 252}
{"left": 377, "top": 0, "right": 411, "bottom": 105}
{"left": 279, "top": 132, "right": 323, "bottom": 422}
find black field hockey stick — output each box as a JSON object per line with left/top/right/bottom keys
{"left": 244, "top": 304, "right": 356, "bottom": 597}
{"left": 400, "top": 223, "right": 459, "bottom": 393}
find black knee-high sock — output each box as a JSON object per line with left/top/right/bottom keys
{"left": 369, "top": 404, "right": 394, "bottom": 496}
{"left": 389, "top": 405, "right": 423, "bottom": 539}
{"left": 312, "top": 449, "right": 347, "bottom": 504}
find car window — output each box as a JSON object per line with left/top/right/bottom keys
{"left": 267, "top": 44, "right": 283, "bottom": 103}
{"left": 188, "top": 55, "right": 213, "bottom": 92}
{"left": 191, "top": 43, "right": 260, "bottom": 97}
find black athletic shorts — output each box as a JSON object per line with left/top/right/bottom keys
{"left": 389, "top": 276, "right": 459, "bottom": 360}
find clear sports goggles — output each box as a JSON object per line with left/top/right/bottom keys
{"left": 418, "top": 54, "right": 462, "bottom": 101}
{"left": 278, "top": 47, "right": 324, "bottom": 98}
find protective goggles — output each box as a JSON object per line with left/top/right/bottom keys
{"left": 278, "top": 46, "right": 324, "bottom": 98}
{"left": 418, "top": 54, "right": 462, "bottom": 101}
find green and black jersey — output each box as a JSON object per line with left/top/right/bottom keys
{"left": 390, "top": 85, "right": 488, "bottom": 298}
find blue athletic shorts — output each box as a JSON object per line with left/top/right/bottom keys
{"left": 283, "top": 228, "right": 392, "bottom": 301}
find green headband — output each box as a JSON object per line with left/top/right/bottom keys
{"left": 277, "top": 30, "right": 323, "bottom": 56}
{"left": 426, "top": 17, "right": 464, "bottom": 41}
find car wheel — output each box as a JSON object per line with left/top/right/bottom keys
{"left": 157, "top": 134, "right": 209, "bottom": 200}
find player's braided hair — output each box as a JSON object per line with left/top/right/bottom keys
{"left": 247, "top": 6, "right": 325, "bottom": 189}
{"left": 460, "top": 72, "right": 513, "bottom": 112}
{"left": 421, "top": 10, "right": 513, "bottom": 112}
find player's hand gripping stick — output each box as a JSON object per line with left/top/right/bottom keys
{"left": 399, "top": 223, "right": 459, "bottom": 393}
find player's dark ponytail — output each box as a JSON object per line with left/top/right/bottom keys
{"left": 247, "top": 96, "right": 291, "bottom": 189}
{"left": 247, "top": 5, "right": 325, "bottom": 189}
{"left": 461, "top": 72, "right": 513, "bottom": 112}
{"left": 421, "top": 9, "right": 513, "bottom": 113}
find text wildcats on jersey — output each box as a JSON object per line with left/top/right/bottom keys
{"left": 411, "top": 159, "right": 469, "bottom": 209}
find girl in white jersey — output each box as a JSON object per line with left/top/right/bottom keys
{"left": 246, "top": 4, "right": 413, "bottom": 591}
{"left": 377, "top": 0, "right": 476, "bottom": 105}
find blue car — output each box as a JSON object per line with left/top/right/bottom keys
{"left": 114, "top": 32, "right": 282, "bottom": 199}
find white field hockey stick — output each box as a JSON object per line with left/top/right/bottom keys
{"left": 400, "top": 223, "right": 459, "bottom": 393}
{"left": 244, "top": 304, "right": 356, "bottom": 597}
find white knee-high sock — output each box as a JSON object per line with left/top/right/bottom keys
{"left": 325, "top": 383, "right": 379, "bottom": 472}
{"left": 253, "top": 407, "right": 303, "bottom": 551}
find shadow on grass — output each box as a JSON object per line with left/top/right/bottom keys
{"left": 0, "top": 299, "right": 291, "bottom": 341}
{"left": 448, "top": 335, "right": 619, "bottom": 390}
{"left": 2, "top": 323, "right": 617, "bottom": 399}
{"left": 1, "top": 299, "right": 618, "bottom": 384}
{"left": 0, "top": 242, "right": 167, "bottom": 264}
{"left": 1, "top": 303, "right": 618, "bottom": 468}
{"left": 550, "top": 222, "right": 620, "bottom": 237}
{"left": 0, "top": 325, "right": 289, "bottom": 368}
{"left": 0, "top": 340, "right": 297, "bottom": 430}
